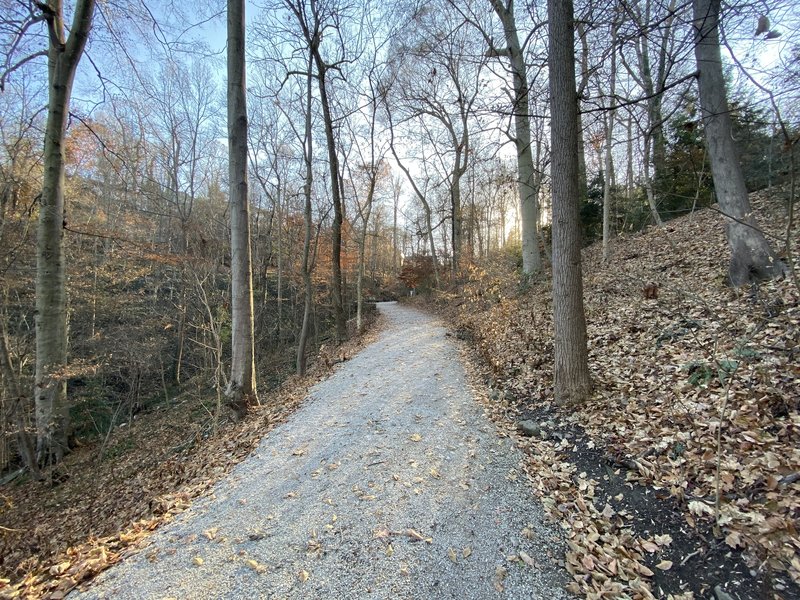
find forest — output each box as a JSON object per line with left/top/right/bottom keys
{"left": 0, "top": 0, "right": 798, "bottom": 598}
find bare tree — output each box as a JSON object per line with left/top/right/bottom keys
{"left": 602, "top": 14, "right": 619, "bottom": 262}
{"left": 226, "top": 0, "right": 258, "bottom": 415}
{"left": 389, "top": 3, "right": 486, "bottom": 273}
{"left": 282, "top": 0, "right": 357, "bottom": 342}
{"left": 1, "top": 0, "right": 96, "bottom": 465}
{"left": 692, "top": 0, "right": 786, "bottom": 285}
{"left": 297, "top": 49, "right": 316, "bottom": 375}
{"left": 548, "top": 0, "right": 591, "bottom": 406}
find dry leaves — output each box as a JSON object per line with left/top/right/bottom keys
{"left": 438, "top": 194, "right": 800, "bottom": 597}
{"left": 0, "top": 320, "right": 384, "bottom": 599}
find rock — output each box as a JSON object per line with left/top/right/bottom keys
{"left": 518, "top": 420, "right": 541, "bottom": 438}
{"left": 714, "top": 585, "right": 735, "bottom": 600}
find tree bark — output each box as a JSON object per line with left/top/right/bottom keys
{"left": 548, "top": 0, "right": 591, "bottom": 406}
{"left": 313, "top": 55, "right": 347, "bottom": 342}
{"left": 451, "top": 149, "right": 464, "bottom": 273}
{"left": 35, "top": 0, "right": 95, "bottom": 466}
{"left": 576, "top": 21, "right": 590, "bottom": 205}
{"left": 602, "top": 19, "right": 618, "bottom": 263}
{"left": 489, "top": 0, "right": 542, "bottom": 275}
{"left": 692, "top": 0, "right": 785, "bottom": 286}
{"left": 226, "top": 0, "right": 258, "bottom": 414}
{"left": 297, "top": 51, "right": 315, "bottom": 376}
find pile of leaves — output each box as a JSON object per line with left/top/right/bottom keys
{"left": 0, "top": 316, "right": 382, "bottom": 600}
{"left": 438, "top": 191, "right": 799, "bottom": 599}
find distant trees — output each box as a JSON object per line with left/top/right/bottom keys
{"left": 386, "top": 1, "right": 488, "bottom": 273}
{"left": 486, "top": 0, "right": 543, "bottom": 275}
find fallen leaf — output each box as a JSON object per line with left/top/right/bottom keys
{"left": 298, "top": 569, "right": 310, "bottom": 582}
{"left": 688, "top": 500, "right": 713, "bottom": 517}
{"left": 494, "top": 566, "right": 507, "bottom": 592}
{"left": 202, "top": 528, "right": 218, "bottom": 541}
{"left": 404, "top": 528, "right": 430, "bottom": 543}
{"left": 519, "top": 551, "right": 536, "bottom": 567}
{"left": 192, "top": 556, "right": 204, "bottom": 566}
{"left": 656, "top": 560, "right": 673, "bottom": 570}
{"left": 654, "top": 534, "right": 673, "bottom": 546}
{"left": 409, "top": 433, "right": 422, "bottom": 442}
{"left": 462, "top": 546, "right": 472, "bottom": 558}
{"left": 246, "top": 559, "right": 267, "bottom": 574}
{"left": 638, "top": 563, "right": 654, "bottom": 577}
{"left": 448, "top": 548, "right": 458, "bottom": 563}
{"left": 641, "top": 540, "right": 659, "bottom": 553}
{"left": 725, "top": 531, "right": 745, "bottom": 549}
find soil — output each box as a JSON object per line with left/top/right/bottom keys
{"left": 515, "top": 403, "right": 798, "bottom": 600}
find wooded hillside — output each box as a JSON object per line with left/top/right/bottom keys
{"left": 436, "top": 189, "right": 799, "bottom": 597}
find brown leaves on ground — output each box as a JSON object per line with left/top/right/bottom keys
{"left": 0, "top": 318, "right": 384, "bottom": 600}
{"left": 435, "top": 192, "right": 799, "bottom": 598}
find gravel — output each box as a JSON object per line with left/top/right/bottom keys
{"left": 75, "top": 302, "right": 571, "bottom": 599}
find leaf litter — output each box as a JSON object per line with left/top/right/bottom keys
{"left": 0, "top": 319, "right": 385, "bottom": 599}
{"left": 428, "top": 191, "right": 799, "bottom": 599}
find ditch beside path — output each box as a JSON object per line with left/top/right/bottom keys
{"left": 75, "top": 302, "right": 570, "bottom": 599}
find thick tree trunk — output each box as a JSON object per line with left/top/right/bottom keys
{"left": 548, "top": 0, "right": 591, "bottom": 406}
{"left": 693, "top": 0, "right": 785, "bottom": 286}
{"left": 226, "top": 0, "right": 258, "bottom": 414}
{"left": 35, "top": 0, "right": 95, "bottom": 466}
{"left": 489, "top": 0, "right": 542, "bottom": 275}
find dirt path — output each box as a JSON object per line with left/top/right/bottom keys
{"left": 75, "top": 302, "right": 570, "bottom": 599}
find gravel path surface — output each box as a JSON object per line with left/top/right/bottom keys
{"left": 75, "top": 302, "right": 570, "bottom": 599}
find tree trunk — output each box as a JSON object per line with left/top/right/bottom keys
{"left": 692, "top": 0, "right": 785, "bottom": 286}
{"left": 489, "top": 0, "right": 542, "bottom": 275}
{"left": 643, "top": 135, "right": 663, "bottom": 227}
{"left": 451, "top": 154, "right": 463, "bottom": 273}
{"left": 35, "top": 0, "right": 95, "bottom": 466}
{"left": 548, "top": 0, "right": 591, "bottom": 406}
{"left": 602, "top": 20, "right": 618, "bottom": 263}
{"left": 575, "top": 22, "right": 590, "bottom": 205}
{"left": 297, "top": 50, "right": 315, "bottom": 376}
{"left": 313, "top": 58, "right": 347, "bottom": 342}
{"left": 626, "top": 113, "right": 634, "bottom": 201}
{"left": 226, "top": 0, "right": 258, "bottom": 414}
{"left": 392, "top": 177, "right": 400, "bottom": 275}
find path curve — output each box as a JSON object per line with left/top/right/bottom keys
{"left": 76, "top": 302, "right": 569, "bottom": 599}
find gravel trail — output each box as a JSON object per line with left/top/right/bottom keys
{"left": 76, "top": 302, "right": 570, "bottom": 599}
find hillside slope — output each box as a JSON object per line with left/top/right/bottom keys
{"left": 439, "top": 191, "right": 799, "bottom": 598}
